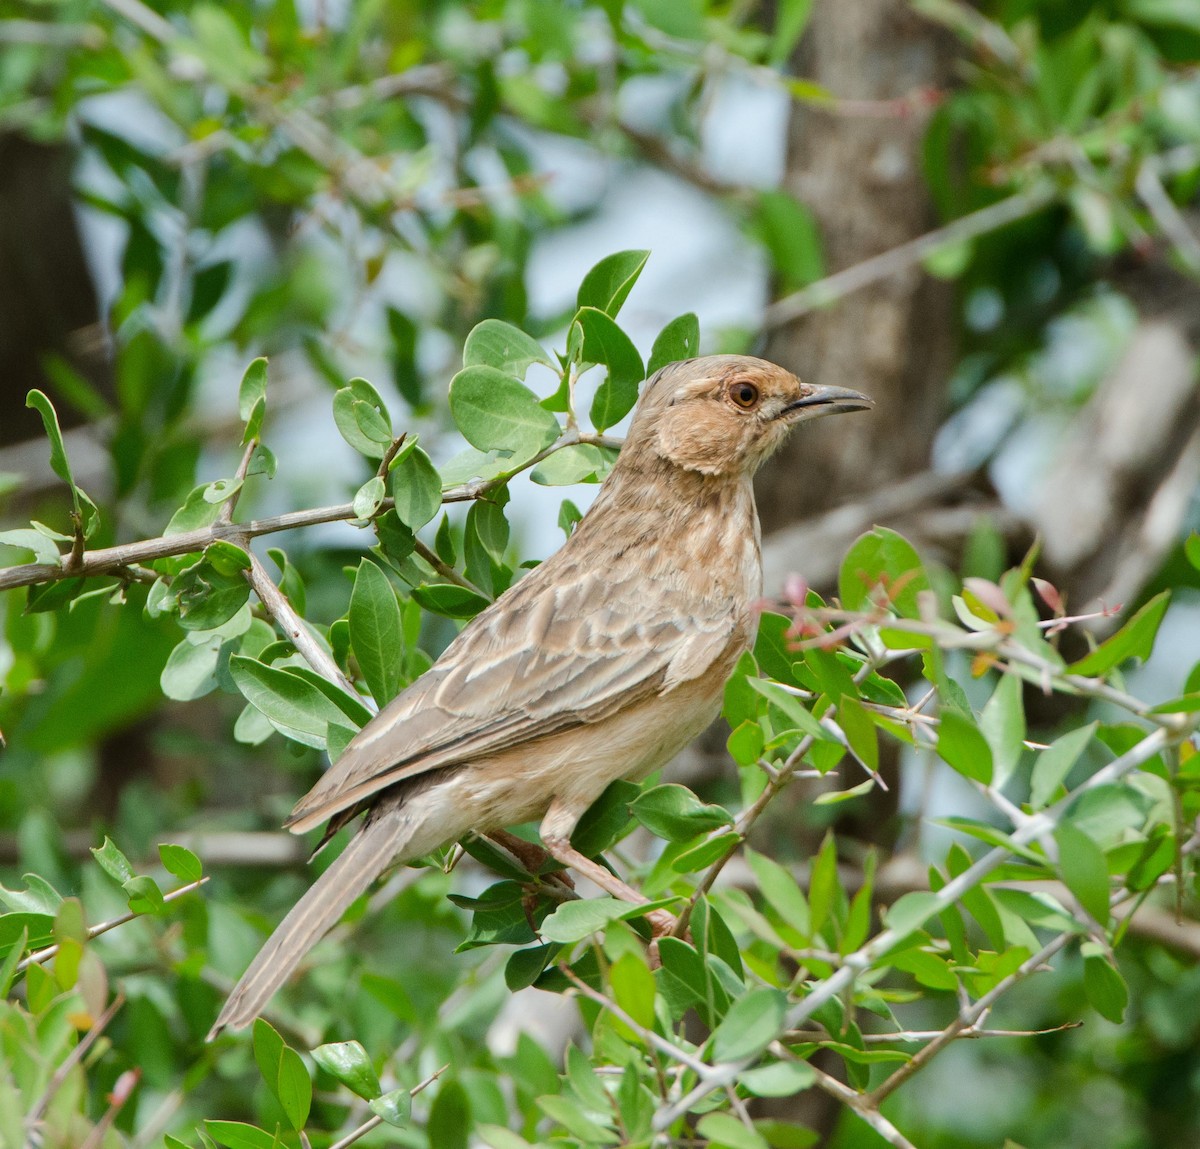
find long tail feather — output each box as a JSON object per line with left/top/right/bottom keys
{"left": 207, "top": 807, "right": 413, "bottom": 1038}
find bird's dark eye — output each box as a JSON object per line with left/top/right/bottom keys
{"left": 728, "top": 380, "right": 760, "bottom": 409}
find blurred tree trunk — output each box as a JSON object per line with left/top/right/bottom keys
{"left": 758, "top": 1, "right": 956, "bottom": 534}
{"left": 0, "top": 135, "right": 110, "bottom": 445}
{"left": 748, "top": 2, "right": 958, "bottom": 1139}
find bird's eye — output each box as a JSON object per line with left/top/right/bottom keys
{"left": 728, "top": 380, "right": 760, "bottom": 409}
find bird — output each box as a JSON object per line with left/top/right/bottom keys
{"left": 208, "top": 354, "right": 871, "bottom": 1036}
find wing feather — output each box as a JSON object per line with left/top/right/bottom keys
{"left": 286, "top": 565, "right": 734, "bottom": 833}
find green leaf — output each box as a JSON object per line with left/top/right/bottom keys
{"left": 980, "top": 673, "right": 1025, "bottom": 788}
{"left": 333, "top": 377, "right": 393, "bottom": 457}
{"left": 749, "top": 190, "right": 823, "bottom": 291}
{"left": 711, "top": 986, "right": 787, "bottom": 1061}
{"left": 883, "top": 891, "right": 941, "bottom": 939}
{"left": 571, "top": 778, "right": 640, "bottom": 858}
{"left": 1055, "top": 821, "right": 1110, "bottom": 926}
{"left": 937, "top": 709, "right": 994, "bottom": 784}
{"left": 91, "top": 837, "right": 135, "bottom": 884}
{"left": 204, "top": 1121, "right": 280, "bottom": 1149}
{"left": 463, "top": 319, "right": 554, "bottom": 379}
{"left": 368, "top": 1087, "right": 413, "bottom": 1127}
{"left": 160, "top": 634, "right": 222, "bottom": 701}
{"left": 540, "top": 897, "right": 629, "bottom": 942}
{"left": 238, "top": 357, "right": 268, "bottom": 441}
{"left": 164, "top": 483, "right": 224, "bottom": 535}
{"left": 1082, "top": 942, "right": 1128, "bottom": 1022}
{"left": 173, "top": 554, "right": 252, "bottom": 632}
{"left": 313, "top": 1040, "right": 381, "bottom": 1100}
{"left": 576, "top": 249, "right": 650, "bottom": 318}
{"left": 746, "top": 848, "right": 810, "bottom": 936}
{"left": 807, "top": 831, "right": 839, "bottom": 938}
{"left": 530, "top": 443, "right": 609, "bottom": 486}
{"left": 739, "top": 1060, "right": 816, "bottom": 1098}
{"left": 610, "top": 951, "right": 656, "bottom": 1030}
{"left": 839, "top": 528, "right": 929, "bottom": 618}
{"left": 746, "top": 678, "right": 828, "bottom": 741}
{"left": 0, "top": 528, "right": 61, "bottom": 565}
{"left": 1030, "top": 723, "right": 1097, "bottom": 810}
{"left": 25, "top": 389, "right": 81, "bottom": 514}
{"left": 672, "top": 831, "right": 742, "bottom": 872}
{"left": 697, "top": 1112, "right": 770, "bottom": 1149}
{"left": 349, "top": 559, "right": 404, "bottom": 706}
{"left": 428, "top": 1079, "right": 470, "bottom": 1149}
{"left": 410, "top": 583, "right": 491, "bottom": 619}
{"left": 353, "top": 475, "right": 386, "bottom": 520}
{"left": 1069, "top": 591, "right": 1170, "bottom": 676}
{"left": 158, "top": 843, "right": 202, "bottom": 883}
{"left": 630, "top": 783, "right": 733, "bottom": 841}
{"left": 837, "top": 694, "right": 878, "bottom": 773}
{"left": 228, "top": 655, "right": 350, "bottom": 748}
{"left": 389, "top": 444, "right": 442, "bottom": 530}
{"left": 449, "top": 365, "right": 561, "bottom": 463}
{"left": 575, "top": 307, "right": 645, "bottom": 430}
{"left": 647, "top": 312, "right": 700, "bottom": 375}
{"left": 253, "top": 1018, "right": 312, "bottom": 1131}
{"left": 124, "top": 874, "right": 164, "bottom": 914}
{"left": 537, "top": 1095, "right": 616, "bottom": 1143}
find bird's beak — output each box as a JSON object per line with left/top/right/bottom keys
{"left": 781, "top": 384, "right": 874, "bottom": 420}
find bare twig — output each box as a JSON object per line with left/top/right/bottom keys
{"left": 245, "top": 551, "right": 360, "bottom": 699}
{"left": 558, "top": 963, "right": 709, "bottom": 1076}
{"left": 217, "top": 438, "right": 258, "bottom": 526}
{"left": 17, "top": 878, "right": 209, "bottom": 973}
{"left": 763, "top": 181, "right": 1057, "bottom": 330}
{"left": 25, "top": 993, "right": 125, "bottom": 1125}
{"left": 806, "top": 1062, "right": 922, "bottom": 1149}
{"left": 412, "top": 539, "right": 489, "bottom": 598}
{"left": 1135, "top": 160, "right": 1200, "bottom": 274}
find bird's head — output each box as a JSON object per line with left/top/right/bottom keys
{"left": 627, "top": 354, "right": 872, "bottom": 477}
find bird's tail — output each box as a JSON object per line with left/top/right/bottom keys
{"left": 207, "top": 806, "right": 414, "bottom": 1038}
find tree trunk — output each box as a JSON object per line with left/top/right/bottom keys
{"left": 758, "top": 0, "right": 956, "bottom": 538}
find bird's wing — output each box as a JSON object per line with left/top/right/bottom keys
{"left": 286, "top": 563, "right": 735, "bottom": 833}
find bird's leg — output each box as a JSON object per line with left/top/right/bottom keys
{"left": 486, "top": 829, "right": 573, "bottom": 888}
{"left": 539, "top": 799, "right": 677, "bottom": 937}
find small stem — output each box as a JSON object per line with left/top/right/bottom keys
{"left": 26, "top": 993, "right": 125, "bottom": 1125}
{"left": 217, "top": 438, "right": 258, "bottom": 526}
{"left": 245, "top": 552, "right": 360, "bottom": 699}
{"left": 558, "top": 964, "right": 709, "bottom": 1076}
{"left": 376, "top": 434, "right": 407, "bottom": 480}
{"left": 807, "top": 1063, "right": 922, "bottom": 1149}
{"left": 412, "top": 539, "right": 488, "bottom": 598}
{"left": 18, "top": 878, "right": 209, "bottom": 973}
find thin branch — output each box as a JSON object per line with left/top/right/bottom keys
{"left": 17, "top": 878, "right": 209, "bottom": 973}
{"left": 1135, "top": 160, "right": 1200, "bottom": 274}
{"left": 25, "top": 993, "right": 125, "bottom": 1125}
{"left": 558, "top": 963, "right": 709, "bottom": 1077}
{"left": 412, "top": 539, "right": 489, "bottom": 598}
{"left": 807, "top": 1063, "right": 922, "bottom": 1149}
{"left": 245, "top": 551, "right": 361, "bottom": 699}
{"left": 0, "top": 430, "right": 621, "bottom": 593}
{"left": 217, "top": 438, "right": 258, "bottom": 526}
{"left": 762, "top": 181, "right": 1057, "bottom": 330}
{"left": 326, "top": 1062, "right": 450, "bottom": 1149}
{"left": 867, "top": 929, "right": 1076, "bottom": 1105}
{"left": 672, "top": 733, "right": 817, "bottom": 938}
